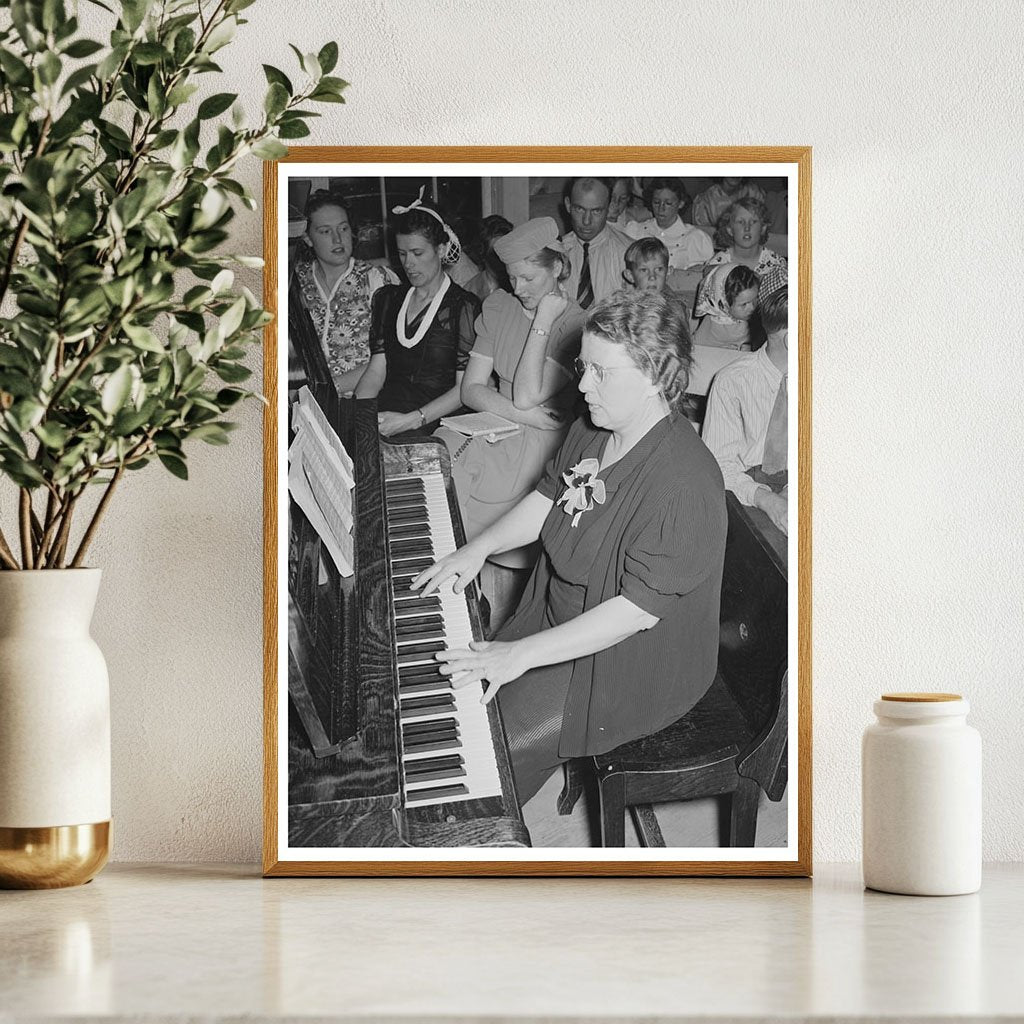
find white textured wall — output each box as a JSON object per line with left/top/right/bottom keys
{"left": 33, "top": 0, "right": 1024, "bottom": 862}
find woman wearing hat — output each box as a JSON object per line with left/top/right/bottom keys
{"left": 437, "top": 216, "right": 585, "bottom": 620}
{"left": 354, "top": 188, "right": 480, "bottom": 437}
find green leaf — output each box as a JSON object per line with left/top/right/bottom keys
{"left": 172, "top": 27, "right": 196, "bottom": 65}
{"left": 278, "top": 120, "right": 310, "bottom": 140}
{"left": 214, "top": 362, "right": 251, "bottom": 384}
{"left": 217, "top": 295, "right": 246, "bottom": 339}
{"left": 264, "top": 82, "right": 288, "bottom": 118}
{"left": 101, "top": 365, "right": 133, "bottom": 415}
{"left": 34, "top": 421, "right": 71, "bottom": 449}
{"left": 262, "top": 64, "right": 292, "bottom": 94}
{"left": 318, "top": 41, "right": 339, "bottom": 75}
{"left": 38, "top": 51, "right": 63, "bottom": 86}
{"left": 0, "top": 49, "right": 33, "bottom": 87}
{"left": 63, "top": 38, "right": 104, "bottom": 58}
{"left": 198, "top": 91, "right": 236, "bottom": 119}
{"left": 123, "top": 322, "right": 164, "bottom": 353}
{"left": 158, "top": 452, "right": 188, "bottom": 479}
{"left": 250, "top": 138, "right": 287, "bottom": 160}
{"left": 133, "top": 42, "right": 168, "bottom": 66}
{"left": 189, "top": 423, "right": 230, "bottom": 445}
{"left": 166, "top": 82, "right": 199, "bottom": 107}
{"left": 203, "top": 15, "right": 236, "bottom": 54}
{"left": 9, "top": 399, "right": 45, "bottom": 432}
{"left": 309, "top": 87, "right": 346, "bottom": 104}
{"left": 121, "top": 0, "right": 150, "bottom": 33}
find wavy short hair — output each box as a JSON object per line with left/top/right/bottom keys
{"left": 304, "top": 189, "right": 352, "bottom": 225}
{"left": 585, "top": 290, "right": 692, "bottom": 409}
{"left": 718, "top": 197, "right": 774, "bottom": 247}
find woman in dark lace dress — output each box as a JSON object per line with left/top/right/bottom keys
{"left": 354, "top": 190, "right": 480, "bottom": 437}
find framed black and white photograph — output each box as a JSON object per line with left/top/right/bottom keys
{"left": 262, "top": 147, "right": 811, "bottom": 877}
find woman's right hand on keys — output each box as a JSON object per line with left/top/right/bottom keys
{"left": 412, "top": 541, "right": 487, "bottom": 596}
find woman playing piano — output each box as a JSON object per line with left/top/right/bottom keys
{"left": 354, "top": 189, "right": 480, "bottom": 438}
{"left": 413, "top": 291, "right": 727, "bottom": 807}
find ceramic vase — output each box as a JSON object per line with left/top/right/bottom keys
{"left": 0, "top": 569, "right": 111, "bottom": 888}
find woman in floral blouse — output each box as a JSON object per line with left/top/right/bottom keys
{"left": 291, "top": 191, "right": 397, "bottom": 395}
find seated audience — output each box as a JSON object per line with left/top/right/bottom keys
{"left": 707, "top": 197, "right": 788, "bottom": 298}
{"left": 464, "top": 215, "right": 514, "bottom": 301}
{"left": 354, "top": 189, "right": 479, "bottom": 437}
{"left": 692, "top": 263, "right": 760, "bottom": 350}
{"left": 691, "top": 177, "right": 767, "bottom": 233}
{"left": 701, "top": 286, "right": 789, "bottom": 535}
{"left": 291, "top": 191, "right": 397, "bottom": 395}
{"left": 626, "top": 177, "right": 712, "bottom": 270}
{"left": 561, "top": 177, "right": 632, "bottom": 308}
{"left": 413, "top": 291, "right": 727, "bottom": 808}
{"left": 435, "top": 216, "right": 585, "bottom": 620}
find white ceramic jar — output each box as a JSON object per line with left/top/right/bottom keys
{"left": 862, "top": 693, "right": 981, "bottom": 895}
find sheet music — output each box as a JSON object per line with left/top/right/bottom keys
{"left": 288, "top": 388, "right": 355, "bottom": 577}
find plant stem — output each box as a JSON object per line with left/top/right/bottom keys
{"left": 0, "top": 527, "right": 20, "bottom": 570}
{"left": 45, "top": 492, "right": 79, "bottom": 569}
{"left": 18, "top": 489, "right": 34, "bottom": 569}
{"left": 70, "top": 465, "right": 124, "bottom": 568}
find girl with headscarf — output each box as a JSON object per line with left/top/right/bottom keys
{"left": 692, "top": 263, "right": 760, "bottom": 350}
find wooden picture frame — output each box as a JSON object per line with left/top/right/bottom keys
{"left": 263, "top": 147, "right": 811, "bottom": 877}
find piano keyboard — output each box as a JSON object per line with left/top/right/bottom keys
{"left": 384, "top": 472, "right": 504, "bottom": 809}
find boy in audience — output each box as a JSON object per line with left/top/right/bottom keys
{"left": 701, "top": 286, "right": 789, "bottom": 534}
{"left": 622, "top": 238, "right": 689, "bottom": 317}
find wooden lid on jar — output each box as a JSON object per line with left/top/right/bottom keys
{"left": 881, "top": 692, "right": 962, "bottom": 702}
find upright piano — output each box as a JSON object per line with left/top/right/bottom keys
{"left": 286, "top": 296, "right": 530, "bottom": 849}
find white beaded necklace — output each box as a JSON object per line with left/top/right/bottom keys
{"left": 396, "top": 274, "right": 451, "bottom": 349}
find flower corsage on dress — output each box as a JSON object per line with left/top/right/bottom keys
{"left": 556, "top": 458, "right": 606, "bottom": 527}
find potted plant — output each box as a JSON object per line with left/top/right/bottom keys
{"left": 0, "top": 0, "right": 345, "bottom": 887}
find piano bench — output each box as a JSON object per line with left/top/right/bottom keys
{"left": 557, "top": 670, "right": 787, "bottom": 848}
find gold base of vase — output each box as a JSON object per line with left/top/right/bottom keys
{"left": 0, "top": 821, "right": 111, "bottom": 889}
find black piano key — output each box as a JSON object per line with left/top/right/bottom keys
{"left": 385, "top": 477, "right": 425, "bottom": 492}
{"left": 403, "top": 716, "right": 457, "bottom": 736}
{"left": 403, "top": 753, "right": 464, "bottom": 771}
{"left": 405, "top": 783, "right": 470, "bottom": 803}
{"left": 399, "top": 678, "right": 451, "bottom": 695}
{"left": 393, "top": 596, "right": 441, "bottom": 612}
{"left": 403, "top": 736, "right": 461, "bottom": 755}
{"left": 386, "top": 494, "right": 428, "bottom": 510}
{"left": 387, "top": 508, "right": 431, "bottom": 524}
{"left": 394, "top": 613, "right": 444, "bottom": 628}
{"left": 400, "top": 693, "right": 455, "bottom": 715}
{"left": 390, "top": 538, "right": 434, "bottom": 557}
{"left": 399, "top": 662, "right": 449, "bottom": 680}
{"left": 388, "top": 522, "right": 433, "bottom": 539}
{"left": 390, "top": 556, "right": 434, "bottom": 572}
{"left": 404, "top": 764, "right": 468, "bottom": 784}
{"left": 396, "top": 622, "right": 445, "bottom": 640}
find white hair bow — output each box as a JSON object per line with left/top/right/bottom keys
{"left": 391, "top": 185, "right": 462, "bottom": 265}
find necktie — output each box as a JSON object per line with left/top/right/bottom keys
{"left": 577, "top": 241, "right": 594, "bottom": 309}
{"left": 760, "top": 374, "right": 788, "bottom": 475}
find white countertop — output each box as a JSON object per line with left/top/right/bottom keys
{"left": 2, "top": 862, "right": 1022, "bottom": 1021}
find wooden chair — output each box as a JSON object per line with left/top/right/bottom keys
{"left": 557, "top": 494, "right": 788, "bottom": 847}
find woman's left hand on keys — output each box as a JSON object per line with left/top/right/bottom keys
{"left": 436, "top": 640, "right": 528, "bottom": 704}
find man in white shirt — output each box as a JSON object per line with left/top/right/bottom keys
{"left": 701, "top": 287, "right": 789, "bottom": 534}
{"left": 561, "top": 177, "right": 630, "bottom": 308}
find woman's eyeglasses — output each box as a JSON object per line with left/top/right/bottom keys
{"left": 574, "top": 357, "right": 635, "bottom": 385}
